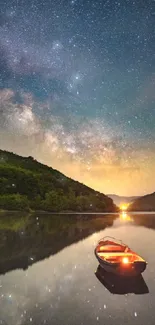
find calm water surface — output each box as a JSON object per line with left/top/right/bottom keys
{"left": 0, "top": 212, "right": 155, "bottom": 325}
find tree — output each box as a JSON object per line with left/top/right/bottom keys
{"left": 0, "top": 194, "right": 29, "bottom": 211}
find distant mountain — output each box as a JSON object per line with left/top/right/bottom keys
{"left": 0, "top": 149, "right": 117, "bottom": 212}
{"left": 128, "top": 192, "right": 155, "bottom": 211}
{"left": 107, "top": 194, "right": 140, "bottom": 206}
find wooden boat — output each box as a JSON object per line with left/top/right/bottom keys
{"left": 94, "top": 236, "right": 147, "bottom": 276}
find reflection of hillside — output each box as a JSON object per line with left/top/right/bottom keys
{"left": 133, "top": 214, "right": 155, "bottom": 230}
{"left": 0, "top": 213, "right": 116, "bottom": 275}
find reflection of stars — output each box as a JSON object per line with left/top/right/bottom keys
{"left": 52, "top": 41, "right": 63, "bottom": 51}
{"left": 6, "top": 9, "right": 16, "bottom": 17}
{"left": 74, "top": 73, "right": 82, "bottom": 82}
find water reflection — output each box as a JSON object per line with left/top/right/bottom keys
{"left": 1, "top": 211, "right": 155, "bottom": 276}
{"left": 119, "top": 211, "right": 155, "bottom": 229}
{"left": 0, "top": 212, "right": 116, "bottom": 276}
{"left": 133, "top": 213, "right": 155, "bottom": 230}
{"left": 95, "top": 265, "right": 149, "bottom": 295}
{"left": 0, "top": 212, "right": 155, "bottom": 325}
{"left": 119, "top": 211, "right": 133, "bottom": 222}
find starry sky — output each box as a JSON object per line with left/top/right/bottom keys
{"left": 0, "top": 0, "right": 155, "bottom": 196}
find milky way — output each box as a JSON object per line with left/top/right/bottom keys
{"left": 0, "top": 0, "right": 155, "bottom": 195}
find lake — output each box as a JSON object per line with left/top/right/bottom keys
{"left": 0, "top": 211, "right": 155, "bottom": 325}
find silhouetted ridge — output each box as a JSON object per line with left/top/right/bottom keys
{"left": 128, "top": 192, "right": 155, "bottom": 211}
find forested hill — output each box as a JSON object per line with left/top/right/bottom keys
{"left": 128, "top": 192, "right": 155, "bottom": 211}
{"left": 0, "top": 150, "right": 117, "bottom": 212}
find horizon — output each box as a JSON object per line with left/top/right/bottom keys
{"left": 1, "top": 1, "right": 155, "bottom": 196}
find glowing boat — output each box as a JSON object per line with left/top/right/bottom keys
{"left": 94, "top": 236, "right": 147, "bottom": 276}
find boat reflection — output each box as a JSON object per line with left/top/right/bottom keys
{"left": 95, "top": 265, "right": 149, "bottom": 295}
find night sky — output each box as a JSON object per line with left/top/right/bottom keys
{"left": 0, "top": 0, "right": 155, "bottom": 196}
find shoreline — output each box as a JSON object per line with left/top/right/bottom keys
{"left": 0, "top": 209, "right": 155, "bottom": 215}
{"left": 0, "top": 209, "right": 119, "bottom": 214}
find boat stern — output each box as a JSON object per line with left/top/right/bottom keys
{"left": 133, "top": 261, "right": 147, "bottom": 274}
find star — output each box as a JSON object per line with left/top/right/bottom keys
{"left": 0, "top": 0, "right": 155, "bottom": 196}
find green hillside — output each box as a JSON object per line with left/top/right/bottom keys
{"left": 0, "top": 150, "right": 117, "bottom": 212}
{"left": 128, "top": 192, "right": 155, "bottom": 212}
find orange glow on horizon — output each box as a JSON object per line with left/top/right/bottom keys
{"left": 120, "top": 203, "right": 128, "bottom": 211}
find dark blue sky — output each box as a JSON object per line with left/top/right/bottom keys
{"left": 0, "top": 0, "right": 155, "bottom": 195}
